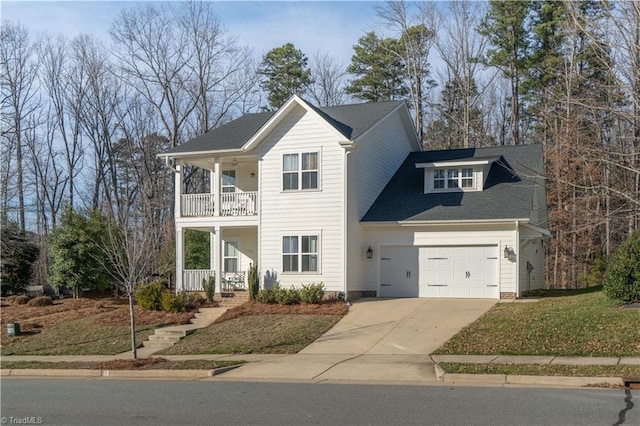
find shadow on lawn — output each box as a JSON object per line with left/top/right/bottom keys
{"left": 523, "top": 286, "right": 603, "bottom": 298}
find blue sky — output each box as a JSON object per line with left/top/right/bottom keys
{"left": 2, "top": 1, "right": 381, "bottom": 66}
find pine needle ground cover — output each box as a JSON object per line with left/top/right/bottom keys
{"left": 434, "top": 289, "right": 640, "bottom": 357}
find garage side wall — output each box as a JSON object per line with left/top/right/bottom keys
{"left": 362, "top": 225, "right": 518, "bottom": 298}
{"left": 519, "top": 238, "right": 545, "bottom": 294}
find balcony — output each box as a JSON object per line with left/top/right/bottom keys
{"left": 181, "top": 192, "right": 258, "bottom": 217}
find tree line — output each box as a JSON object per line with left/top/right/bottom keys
{"left": 2, "top": 0, "right": 639, "bottom": 293}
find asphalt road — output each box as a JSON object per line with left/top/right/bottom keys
{"left": 1, "top": 379, "right": 638, "bottom": 426}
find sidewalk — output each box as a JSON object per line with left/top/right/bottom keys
{"left": 2, "top": 353, "right": 638, "bottom": 388}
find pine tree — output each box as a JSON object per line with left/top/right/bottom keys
{"left": 258, "top": 43, "right": 313, "bottom": 109}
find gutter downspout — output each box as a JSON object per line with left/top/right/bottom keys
{"left": 164, "top": 156, "right": 177, "bottom": 173}
{"left": 515, "top": 220, "right": 520, "bottom": 298}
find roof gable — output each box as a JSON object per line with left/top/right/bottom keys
{"left": 362, "top": 145, "right": 545, "bottom": 223}
{"left": 161, "top": 96, "right": 416, "bottom": 156}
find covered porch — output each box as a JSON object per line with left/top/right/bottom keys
{"left": 176, "top": 226, "right": 257, "bottom": 293}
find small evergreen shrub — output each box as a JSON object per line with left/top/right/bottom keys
{"left": 26, "top": 296, "right": 53, "bottom": 307}
{"left": 603, "top": 230, "right": 640, "bottom": 303}
{"left": 275, "top": 286, "right": 301, "bottom": 305}
{"left": 135, "top": 280, "right": 167, "bottom": 311}
{"left": 202, "top": 276, "right": 216, "bottom": 302}
{"left": 248, "top": 263, "right": 259, "bottom": 300}
{"left": 255, "top": 288, "right": 276, "bottom": 304}
{"left": 186, "top": 293, "right": 206, "bottom": 310}
{"left": 300, "top": 282, "right": 325, "bottom": 304}
{"left": 161, "top": 291, "right": 187, "bottom": 313}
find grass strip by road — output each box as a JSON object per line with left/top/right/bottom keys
{"left": 434, "top": 288, "right": 640, "bottom": 357}
{"left": 158, "top": 314, "right": 342, "bottom": 355}
{"left": 439, "top": 362, "right": 640, "bottom": 377}
{"left": 0, "top": 359, "right": 244, "bottom": 370}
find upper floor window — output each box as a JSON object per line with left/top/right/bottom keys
{"left": 283, "top": 152, "right": 318, "bottom": 191}
{"left": 433, "top": 168, "right": 474, "bottom": 190}
{"left": 222, "top": 170, "right": 236, "bottom": 193}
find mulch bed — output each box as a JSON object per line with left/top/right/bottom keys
{"left": 214, "top": 299, "right": 349, "bottom": 323}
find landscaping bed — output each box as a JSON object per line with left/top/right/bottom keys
{"left": 1, "top": 297, "right": 193, "bottom": 355}
{"left": 434, "top": 288, "right": 640, "bottom": 357}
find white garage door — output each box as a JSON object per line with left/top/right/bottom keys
{"left": 379, "top": 246, "right": 419, "bottom": 298}
{"left": 419, "top": 246, "right": 499, "bottom": 298}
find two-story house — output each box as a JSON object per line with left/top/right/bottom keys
{"left": 159, "top": 95, "right": 549, "bottom": 300}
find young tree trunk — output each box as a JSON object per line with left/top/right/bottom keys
{"left": 128, "top": 289, "right": 137, "bottom": 359}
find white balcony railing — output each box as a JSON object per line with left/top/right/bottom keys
{"left": 220, "top": 192, "right": 258, "bottom": 216}
{"left": 180, "top": 192, "right": 258, "bottom": 217}
{"left": 181, "top": 193, "right": 215, "bottom": 217}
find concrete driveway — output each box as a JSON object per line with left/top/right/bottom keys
{"left": 221, "top": 298, "right": 496, "bottom": 383}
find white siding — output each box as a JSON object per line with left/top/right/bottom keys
{"left": 255, "top": 105, "right": 345, "bottom": 291}
{"left": 519, "top": 238, "right": 545, "bottom": 293}
{"left": 346, "top": 108, "right": 417, "bottom": 292}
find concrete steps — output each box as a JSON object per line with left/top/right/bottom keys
{"left": 140, "top": 307, "right": 227, "bottom": 352}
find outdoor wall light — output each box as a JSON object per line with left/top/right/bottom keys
{"left": 366, "top": 246, "right": 373, "bottom": 259}
{"left": 504, "top": 246, "right": 511, "bottom": 258}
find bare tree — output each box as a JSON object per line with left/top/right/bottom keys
{"left": 1, "top": 21, "right": 41, "bottom": 229}
{"left": 309, "top": 51, "right": 347, "bottom": 107}
{"left": 433, "top": 0, "right": 493, "bottom": 148}
{"left": 40, "top": 34, "right": 84, "bottom": 208}
{"left": 376, "top": 0, "right": 436, "bottom": 141}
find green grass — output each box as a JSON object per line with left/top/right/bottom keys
{"left": 0, "top": 360, "right": 243, "bottom": 370}
{"left": 439, "top": 362, "right": 640, "bottom": 378}
{"left": 434, "top": 289, "right": 640, "bottom": 356}
{"left": 158, "top": 314, "right": 342, "bottom": 355}
{"left": 1, "top": 317, "right": 156, "bottom": 356}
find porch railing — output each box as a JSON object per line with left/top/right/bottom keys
{"left": 182, "top": 269, "right": 214, "bottom": 291}
{"left": 220, "top": 192, "right": 258, "bottom": 216}
{"left": 181, "top": 193, "right": 215, "bottom": 217}
{"left": 180, "top": 192, "right": 258, "bottom": 217}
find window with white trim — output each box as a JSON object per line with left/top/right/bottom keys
{"left": 224, "top": 241, "right": 239, "bottom": 272}
{"left": 282, "top": 234, "right": 319, "bottom": 273}
{"left": 433, "top": 167, "right": 474, "bottom": 190}
{"left": 282, "top": 152, "right": 318, "bottom": 191}
{"left": 222, "top": 170, "right": 236, "bottom": 193}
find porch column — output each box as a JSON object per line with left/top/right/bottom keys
{"left": 209, "top": 230, "right": 215, "bottom": 278}
{"left": 213, "top": 158, "right": 221, "bottom": 216}
{"left": 174, "top": 160, "right": 183, "bottom": 218}
{"left": 213, "top": 225, "right": 222, "bottom": 293}
{"left": 175, "top": 227, "right": 184, "bottom": 292}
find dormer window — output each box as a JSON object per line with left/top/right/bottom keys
{"left": 416, "top": 157, "right": 499, "bottom": 194}
{"left": 432, "top": 167, "right": 475, "bottom": 190}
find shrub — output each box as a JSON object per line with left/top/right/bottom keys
{"left": 185, "top": 292, "right": 206, "bottom": 310}
{"left": 255, "top": 282, "right": 279, "bottom": 304}
{"left": 26, "top": 296, "right": 53, "bottom": 307}
{"left": 603, "top": 230, "right": 640, "bottom": 303}
{"left": 135, "top": 280, "right": 167, "bottom": 311}
{"left": 13, "top": 295, "right": 30, "bottom": 305}
{"left": 248, "top": 263, "right": 259, "bottom": 301}
{"left": 1, "top": 222, "right": 39, "bottom": 296}
{"left": 275, "top": 286, "right": 301, "bottom": 305}
{"left": 202, "top": 276, "right": 216, "bottom": 303}
{"left": 300, "top": 282, "right": 325, "bottom": 304}
{"left": 161, "top": 291, "right": 187, "bottom": 313}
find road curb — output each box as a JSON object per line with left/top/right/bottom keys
{"left": 2, "top": 365, "right": 243, "bottom": 379}
{"left": 442, "top": 373, "right": 625, "bottom": 387}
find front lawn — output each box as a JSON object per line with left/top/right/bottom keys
{"left": 434, "top": 288, "right": 640, "bottom": 357}
{"left": 159, "top": 314, "right": 343, "bottom": 355}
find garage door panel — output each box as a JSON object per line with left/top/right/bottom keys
{"left": 420, "top": 246, "right": 499, "bottom": 299}
{"left": 380, "top": 247, "right": 419, "bottom": 298}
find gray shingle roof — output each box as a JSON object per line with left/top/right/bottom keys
{"left": 163, "top": 99, "right": 406, "bottom": 155}
{"left": 361, "top": 144, "right": 544, "bottom": 223}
